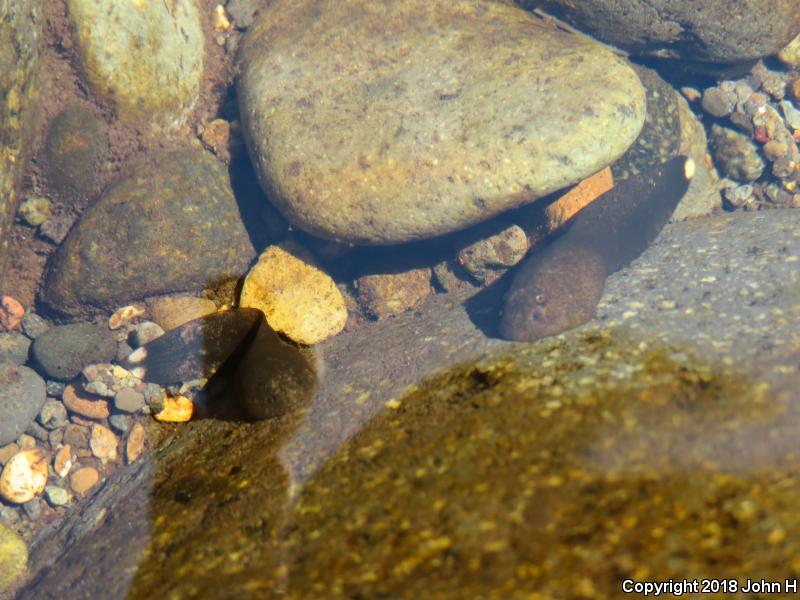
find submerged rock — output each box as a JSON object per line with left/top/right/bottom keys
{"left": 41, "top": 146, "right": 256, "bottom": 316}
{"left": 0, "top": 365, "right": 46, "bottom": 446}
{"left": 0, "top": 521, "right": 27, "bottom": 595}
{"left": 523, "top": 0, "right": 800, "bottom": 64}
{"left": 66, "top": 0, "right": 204, "bottom": 130}
{"left": 238, "top": 0, "right": 645, "bottom": 244}
{"left": 43, "top": 105, "right": 108, "bottom": 204}
{"left": 30, "top": 323, "right": 116, "bottom": 381}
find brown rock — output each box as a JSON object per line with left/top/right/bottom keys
{"left": 456, "top": 224, "right": 529, "bottom": 284}
{"left": 0, "top": 448, "right": 48, "bottom": 504}
{"left": 240, "top": 241, "right": 347, "bottom": 344}
{"left": 69, "top": 467, "right": 100, "bottom": 495}
{"left": 0, "top": 296, "right": 25, "bottom": 331}
{"left": 148, "top": 295, "right": 217, "bottom": 331}
{"left": 356, "top": 268, "right": 432, "bottom": 320}
{"left": 90, "top": 424, "right": 118, "bottom": 463}
{"left": 108, "top": 305, "right": 145, "bottom": 330}
{"left": 62, "top": 424, "right": 90, "bottom": 450}
{"left": 126, "top": 423, "right": 146, "bottom": 464}
{"left": 62, "top": 384, "right": 110, "bottom": 420}
{"left": 53, "top": 445, "right": 73, "bottom": 478}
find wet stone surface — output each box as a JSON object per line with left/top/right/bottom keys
{"left": 15, "top": 210, "right": 800, "bottom": 599}
{"left": 41, "top": 146, "right": 256, "bottom": 316}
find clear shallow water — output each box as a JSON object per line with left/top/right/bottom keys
{"left": 1, "top": 1, "right": 800, "bottom": 598}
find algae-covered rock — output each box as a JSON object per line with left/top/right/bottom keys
{"left": 41, "top": 146, "right": 256, "bottom": 316}
{"left": 238, "top": 0, "right": 645, "bottom": 244}
{"left": 66, "top": 0, "right": 204, "bottom": 131}
{"left": 0, "top": 0, "right": 43, "bottom": 280}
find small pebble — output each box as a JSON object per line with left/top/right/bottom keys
{"left": 129, "top": 321, "right": 165, "bottom": 347}
{"left": 48, "top": 429, "right": 63, "bottom": 449}
{"left": 70, "top": 467, "right": 99, "bottom": 495}
{"left": 780, "top": 100, "right": 800, "bottom": 131}
{"left": 38, "top": 400, "right": 69, "bottom": 430}
{"left": 143, "top": 383, "right": 165, "bottom": 413}
{"left": 38, "top": 214, "right": 74, "bottom": 245}
{"left": 114, "top": 387, "right": 145, "bottom": 413}
{"left": 0, "top": 296, "right": 24, "bottom": 331}
{"left": 108, "top": 414, "right": 130, "bottom": 434}
{"left": 0, "top": 332, "right": 31, "bottom": 365}
{"left": 126, "top": 423, "right": 146, "bottom": 463}
{"left": 21, "top": 312, "right": 49, "bottom": 339}
{"left": 44, "top": 485, "right": 71, "bottom": 507}
{"left": 45, "top": 380, "right": 66, "bottom": 397}
{"left": 356, "top": 268, "right": 432, "bottom": 320}
{"left": 153, "top": 395, "right": 194, "bottom": 422}
{"left": 53, "top": 445, "right": 73, "bottom": 478}
{"left": 17, "top": 434, "right": 36, "bottom": 450}
{"left": 90, "top": 424, "right": 118, "bottom": 463}
{"left": 702, "top": 87, "right": 736, "bottom": 117}
{"left": 62, "top": 424, "right": 90, "bottom": 451}
{"left": 0, "top": 449, "right": 48, "bottom": 504}
{"left": 17, "top": 197, "right": 53, "bottom": 227}
{"left": 62, "top": 384, "right": 110, "bottom": 419}
{"left": 108, "top": 305, "right": 146, "bottom": 330}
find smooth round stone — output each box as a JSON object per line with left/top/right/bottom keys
{"left": 41, "top": 147, "right": 256, "bottom": 316}
{"left": 148, "top": 294, "right": 217, "bottom": 331}
{"left": 66, "top": 0, "right": 204, "bottom": 131}
{"left": 0, "top": 332, "right": 31, "bottom": 365}
{"left": 113, "top": 388, "right": 145, "bottom": 414}
{"left": 524, "top": 1, "right": 800, "bottom": 64}
{"left": 30, "top": 323, "right": 116, "bottom": 381}
{"left": 0, "top": 521, "right": 27, "bottom": 594}
{"left": 43, "top": 106, "right": 108, "bottom": 203}
{"left": 238, "top": 0, "right": 645, "bottom": 244}
{"left": 0, "top": 365, "right": 47, "bottom": 446}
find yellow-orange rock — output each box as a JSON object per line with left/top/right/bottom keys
{"left": 153, "top": 395, "right": 194, "bottom": 423}
{"left": 126, "top": 423, "right": 146, "bottom": 463}
{"left": 240, "top": 241, "right": 347, "bottom": 344}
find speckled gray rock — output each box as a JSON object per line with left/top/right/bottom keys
{"left": 30, "top": 323, "right": 116, "bottom": 381}
{"left": 0, "top": 364, "right": 46, "bottom": 446}
{"left": 43, "top": 106, "right": 108, "bottom": 205}
{"left": 710, "top": 124, "right": 765, "bottom": 182}
{"left": 522, "top": 0, "right": 800, "bottom": 64}
{"left": 66, "top": 0, "right": 204, "bottom": 131}
{"left": 38, "top": 400, "right": 68, "bottom": 430}
{"left": 21, "top": 312, "right": 49, "bottom": 339}
{"left": 113, "top": 388, "right": 144, "bottom": 414}
{"left": 238, "top": 0, "right": 645, "bottom": 244}
{"left": 0, "top": 332, "right": 31, "bottom": 365}
{"left": 41, "top": 147, "right": 256, "bottom": 316}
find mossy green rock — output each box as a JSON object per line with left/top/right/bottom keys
{"left": 0, "top": 0, "right": 43, "bottom": 279}
{"left": 41, "top": 147, "right": 256, "bottom": 316}
{"left": 238, "top": 0, "right": 645, "bottom": 244}
{"left": 66, "top": 0, "right": 204, "bottom": 131}
{"left": 0, "top": 521, "right": 27, "bottom": 594}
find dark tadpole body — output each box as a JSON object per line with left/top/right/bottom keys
{"left": 499, "top": 156, "right": 694, "bottom": 342}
